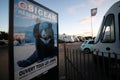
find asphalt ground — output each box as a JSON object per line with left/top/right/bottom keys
{"left": 59, "top": 42, "right": 82, "bottom": 80}
{"left": 1, "top": 42, "right": 119, "bottom": 80}
{"left": 0, "top": 42, "right": 82, "bottom": 80}
{"left": 0, "top": 46, "right": 9, "bottom": 80}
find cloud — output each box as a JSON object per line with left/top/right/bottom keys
{"left": 80, "top": 17, "right": 92, "bottom": 24}
{"left": 66, "top": 3, "right": 86, "bottom": 14}
{"left": 66, "top": 0, "right": 105, "bottom": 14}
{"left": 89, "top": 0, "right": 105, "bottom": 5}
{"left": 80, "top": 16, "right": 95, "bottom": 24}
{"left": 67, "top": 5, "right": 80, "bottom": 14}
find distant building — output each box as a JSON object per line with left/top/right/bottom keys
{"left": 59, "top": 34, "right": 74, "bottom": 42}
{"left": 77, "top": 36, "right": 85, "bottom": 42}
{"left": 59, "top": 34, "right": 81, "bottom": 43}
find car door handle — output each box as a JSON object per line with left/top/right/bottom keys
{"left": 106, "top": 47, "right": 110, "bottom": 51}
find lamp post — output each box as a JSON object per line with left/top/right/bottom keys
{"left": 91, "top": 16, "right": 93, "bottom": 37}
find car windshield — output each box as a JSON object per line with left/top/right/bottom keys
{"left": 83, "top": 41, "right": 87, "bottom": 44}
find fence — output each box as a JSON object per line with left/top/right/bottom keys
{"left": 64, "top": 47, "right": 120, "bottom": 80}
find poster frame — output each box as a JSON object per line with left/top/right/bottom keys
{"left": 9, "top": 0, "right": 59, "bottom": 80}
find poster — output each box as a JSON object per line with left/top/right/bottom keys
{"left": 13, "top": 0, "right": 58, "bottom": 80}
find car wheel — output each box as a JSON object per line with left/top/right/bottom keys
{"left": 84, "top": 48, "right": 90, "bottom": 54}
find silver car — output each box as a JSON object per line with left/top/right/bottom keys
{"left": 80, "top": 39, "right": 94, "bottom": 54}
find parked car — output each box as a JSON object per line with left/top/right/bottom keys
{"left": 80, "top": 39, "right": 94, "bottom": 54}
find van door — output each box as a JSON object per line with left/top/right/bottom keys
{"left": 95, "top": 14, "right": 116, "bottom": 57}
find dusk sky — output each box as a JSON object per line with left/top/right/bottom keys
{"left": 0, "top": 0, "right": 119, "bottom": 36}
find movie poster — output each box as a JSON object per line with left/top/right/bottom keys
{"left": 13, "top": 0, "right": 58, "bottom": 79}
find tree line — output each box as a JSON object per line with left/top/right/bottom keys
{"left": 0, "top": 31, "right": 8, "bottom": 40}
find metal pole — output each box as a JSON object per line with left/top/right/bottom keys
{"left": 91, "top": 16, "right": 93, "bottom": 38}
{"left": 63, "top": 35, "right": 67, "bottom": 80}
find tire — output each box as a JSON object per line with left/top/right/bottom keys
{"left": 84, "top": 48, "right": 90, "bottom": 54}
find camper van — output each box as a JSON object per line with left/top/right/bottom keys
{"left": 93, "top": 1, "right": 120, "bottom": 67}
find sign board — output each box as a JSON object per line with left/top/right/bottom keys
{"left": 9, "top": 0, "right": 58, "bottom": 80}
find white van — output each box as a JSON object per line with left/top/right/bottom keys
{"left": 93, "top": 1, "right": 120, "bottom": 67}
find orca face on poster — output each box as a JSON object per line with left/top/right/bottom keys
{"left": 9, "top": 0, "right": 58, "bottom": 80}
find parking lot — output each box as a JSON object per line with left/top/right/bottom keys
{"left": 59, "top": 42, "right": 120, "bottom": 80}
{"left": 0, "top": 42, "right": 120, "bottom": 80}
{"left": 59, "top": 42, "right": 82, "bottom": 80}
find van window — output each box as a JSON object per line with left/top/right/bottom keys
{"left": 101, "top": 14, "right": 115, "bottom": 43}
